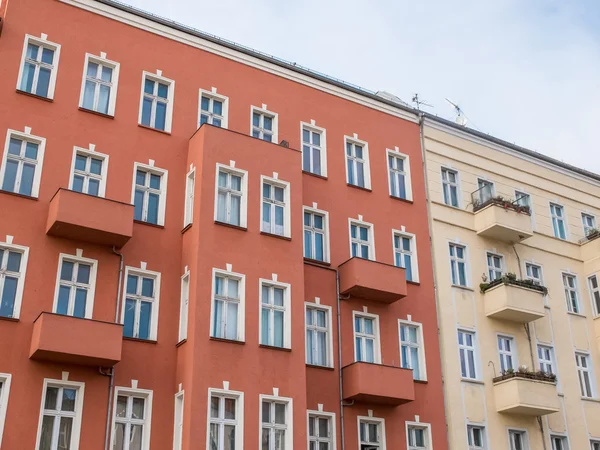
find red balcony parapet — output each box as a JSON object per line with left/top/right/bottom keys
{"left": 342, "top": 362, "right": 415, "bottom": 406}
{"left": 338, "top": 258, "right": 407, "bottom": 303}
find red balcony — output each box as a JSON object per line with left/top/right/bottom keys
{"left": 30, "top": 312, "right": 123, "bottom": 366}
{"left": 342, "top": 362, "right": 415, "bottom": 406}
{"left": 46, "top": 188, "right": 134, "bottom": 247}
{"left": 338, "top": 258, "right": 407, "bottom": 303}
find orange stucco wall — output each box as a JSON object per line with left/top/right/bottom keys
{"left": 0, "top": 0, "right": 447, "bottom": 448}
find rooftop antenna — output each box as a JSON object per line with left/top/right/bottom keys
{"left": 445, "top": 98, "right": 468, "bottom": 126}
{"left": 412, "top": 93, "right": 433, "bottom": 111}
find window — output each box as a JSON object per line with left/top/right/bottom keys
{"left": 591, "top": 440, "right": 600, "bottom": 450}
{"left": 305, "top": 304, "right": 332, "bottom": 367}
{"left": 122, "top": 267, "right": 160, "bottom": 341}
{"left": 53, "top": 254, "right": 97, "bottom": 319}
{"left": 449, "top": 243, "right": 468, "bottom": 287}
{"left": 349, "top": 220, "right": 375, "bottom": 260}
{"left": 199, "top": 89, "right": 228, "bottom": 128}
{"left": 35, "top": 380, "right": 84, "bottom": 450}
{"left": 387, "top": 150, "right": 412, "bottom": 200}
{"left": 303, "top": 208, "right": 329, "bottom": 262}
{"left": 0, "top": 241, "right": 28, "bottom": 319}
{"left": 394, "top": 231, "right": 418, "bottom": 282}
{"left": 538, "top": 345, "right": 556, "bottom": 375}
{"left": 183, "top": 168, "right": 195, "bottom": 227}
{"left": 345, "top": 136, "right": 370, "bottom": 189}
{"left": 525, "top": 263, "right": 543, "bottom": 286}
{"left": 399, "top": 321, "right": 426, "bottom": 380}
{"left": 261, "top": 397, "right": 292, "bottom": 450}
{"left": 358, "top": 417, "right": 385, "bottom": 450}
{"left": 508, "top": 430, "right": 528, "bottom": 450}
{"left": 69, "top": 147, "right": 108, "bottom": 197}
{"left": 111, "top": 388, "right": 152, "bottom": 450}
{"left": 79, "top": 54, "right": 119, "bottom": 116}
{"left": 550, "top": 203, "right": 567, "bottom": 239}
{"left": 208, "top": 390, "right": 243, "bottom": 450}
{"left": 139, "top": 71, "right": 174, "bottom": 132}
{"left": 551, "top": 435, "right": 569, "bottom": 450}
{"left": 407, "top": 424, "right": 431, "bottom": 450}
{"left": 354, "top": 313, "right": 380, "bottom": 363}
{"left": 515, "top": 191, "right": 531, "bottom": 209}
{"left": 301, "top": 123, "right": 327, "bottom": 177}
{"left": 467, "top": 425, "right": 485, "bottom": 450}
{"left": 261, "top": 177, "right": 290, "bottom": 237}
{"left": 178, "top": 272, "right": 189, "bottom": 342}
{"left": 486, "top": 252, "right": 503, "bottom": 281}
{"left": 497, "top": 335, "right": 516, "bottom": 372}
{"left": 132, "top": 163, "right": 168, "bottom": 226}
{"left": 441, "top": 168, "right": 459, "bottom": 207}
{"left": 1, "top": 129, "right": 46, "bottom": 198}
{"left": 589, "top": 275, "right": 600, "bottom": 316}
{"left": 458, "top": 330, "right": 478, "bottom": 379}
{"left": 0, "top": 374, "right": 12, "bottom": 447}
{"left": 17, "top": 35, "right": 61, "bottom": 99}
{"left": 576, "top": 353, "right": 595, "bottom": 398}
{"left": 563, "top": 274, "right": 580, "bottom": 314}
{"left": 251, "top": 106, "right": 278, "bottom": 143}
{"left": 215, "top": 165, "right": 248, "bottom": 228}
{"left": 173, "top": 392, "right": 184, "bottom": 450}
{"left": 308, "top": 413, "right": 334, "bottom": 450}
{"left": 211, "top": 270, "right": 245, "bottom": 342}
{"left": 475, "top": 178, "right": 494, "bottom": 205}
{"left": 582, "top": 213, "right": 597, "bottom": 237}
{"left": 260, "top": 281, "right": 290, "bottom": 348}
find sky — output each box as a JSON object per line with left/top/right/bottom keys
{"left": 125, "top": 0, "right": 600, "bottom": 172}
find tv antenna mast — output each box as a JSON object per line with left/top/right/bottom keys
{"left": 412, "top": 93, "right": 432, "bottom": 111}
{"left": 445, "top": 98, "right": 468, "bottom": 126}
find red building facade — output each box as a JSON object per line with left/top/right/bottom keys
{"left": 0, "top": 0, "right": 447, "bottom": 449}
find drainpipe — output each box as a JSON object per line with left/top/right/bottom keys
{"left": 336, "top": 269, "right": 346, "bottom": 450}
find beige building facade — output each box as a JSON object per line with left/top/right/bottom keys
{"left": 423, "top": 117, "right": 600, "bottom": 450}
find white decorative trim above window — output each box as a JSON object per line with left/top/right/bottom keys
{"left": 303, "top": 206, "right": 330, "bottom": 263}
{"left": 0, "top": 128, "right": 46, "bottom": 198}
{"left": 353, "top": 310, "right": 381, "bottom": 363}
{"left": 348, "top": 218, "right": 375, "bottom": 260}
{"left": 305, "top": 301, "right": 334, "bottom": 368}
{"left": 0, "top": 239, "right": 29, "bottom": 320}
{"left": 69, "top": 145, "right": 109, "bottom": 197}
{"left": 210, "top": 267, "right": 246, "bottom": 342}
{"left": 344, "top": 135, "right": 371, "bottom": 189}
{"left": 392, "top": 229, "right": 419, "bottom": 283}
{"left": 300, "top": 121, "right": 327, "bottom": 177}
{"left": 357, "top": 415, "right": 386, "bottom": 450}
{"left": 387, "top": 148, "right": 412, "bottom": 201}
{"left": 259, "top": 394, "right": 293, "bottom": 450}
{"left": 110, "top": 386, "right": 153, "bottom": 450}
{"left": 251, "top": 105, "right": 278, "bottom": 143}
{"left": 138, "top": 71, "right": 175, "bottom": 132}
{"left": 79, "top": 53, "right": 120, "bottom": 116}
{"left": 121, "top": 266, "right": 161, "bottom": 341}
{"left": 184, "top": 167, "right": 195, "bottom": 227}
{"left": 17, "top": 34, "right": 61, "bottom": 99}
{"left": 199, "top": 88, "right": 229, "bottom": 129}
{"left": 406, "top": 421, "right": 432, "bottom": 450}
{"left": 0, "top": 373, "right": 12, "bottom": 448}
{"left": 132, "top": 162, "right": 168, "bottom": 226}
{"left": 52, "top": 252, "right": 98, "bottom": 319}
{"left": 207, "top": 388, "right": 244, "bottom": 450}
{"left": 214, "top": 163, "right": 248, "bottom": 228}
{"left": 259, "top": 278, "right": 292, "bottom": 349}
{"left": 260, "top": 175, "right": 291, "bottom": 238}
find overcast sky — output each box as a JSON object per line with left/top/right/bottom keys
{"left": 126, "top": 0, "right": 600, "bottom": 172}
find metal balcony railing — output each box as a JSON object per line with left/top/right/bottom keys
{"left": 471, "top": 185, "right": 531, "bottom": 215}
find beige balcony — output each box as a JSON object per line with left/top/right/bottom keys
{"left": 483, "top": 282, "right": 545, "bottom": 323}
{"left": 493, "top": 376, "right": 559, "bottom": 416}
{"left": 474, "top": 203, "right": 533, "bottom": 243}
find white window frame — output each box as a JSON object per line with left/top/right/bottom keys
{"left": 0, "top": 128, "right": 46, "bottom": 198}
{"left": 307, "top": 410, "right": 336, "bottom": 450}
{"left": 576, "top": 352, "right": 596, "bottom": 399}
{"left": 486, "top": 251, "right": 504, "bottom": 282}
{"left": 304, "top": 301, "right": 334, "bottom": 368}
{"left": 562, "top": 272, "right": 581, "bottom": 314}
{"left": 300, "top": 121, "right": 327, "bottom": 177}
{"left": 392, "top": 229, "right": 419, "bottom": 283}
{"left": 458, "top": 328, "right": 480, "bottom": 380}
{"left": 121, "top": 266, "right": 161, "bottom": 341}
{"left": 214, "top": 163, "right": 248, "bottom": 228}
{"left": 0, "top": 240, "right": 29, "bottom": 320}
{"left": 582, "top": 213, "right": 597, "bottom": 237}
{"left": 138, "top": 71, "right": 175, "bottom": 133}
{"left": 198, "top": 88, "right": 229, "bottom": 129}
{"left": 183, "top": 167, "right": 195, "bottom": 227}
{"left": 352, "top": 310, "right": 381, "bottom": 364}
{"left": 357, "top": 415, "right": 386, "bottom": 450}
{"left": 441, "top": 167, "right": 460, "bottom": 207}
{"left": 588, "top": 274, "right": 600, "bottom": 317}
{"left": 467, "top": 424, "right": 487, "bottom": 450}
{"left": 131, "top": 162, "right": 169, "bottom": 226}
{"left": 476, "top": 178, "right": 495, "bottom": 205}
{"left": 68, "top": 145, "right": 109, "bottom": 197}
{"left": 178, "top": 270, "right": 190, "bottom": 342}
{"left": 348, "top": 218, "right": 376, "bottom": 261}
{"left": 207, "top": 388, "right": 244, "bottom": 450}
{"left": 303, "top": 206, "right": 330, "bottom": 263}
{"left": 449, "top": 242, "right": 469, "bottom": 287}
{"left": 78, "top": 53, "right": 120, "bottom": 116}
{"left": 344, "top": 135, "right": 371, "bottom": 189}
{"left": 16, "top": 34, "right": 61, "bottom": 99}
{"left": 537, "top": 344, "right": 557, "bottom": 375}
{"left": 110, "top": 386, "right": 153, "bottom": 450}
{"left": 260, "top": 175, "right": 291, "bottom": 238}
{"left": 406, "top": 421, "right": 432, "bottom": 450}
{"left": 398, "top": 319, "right": 427, "bottom": 381}
{"left": 508, "top": 429, "right": 529, "bottom": 450}
{"left": 550, "top": 434, "right": 570, "bottom": 450}
{"left": 497, "top": 334, "right": 517, "bottom": 373}
{"left": 259, "top": 278, "right": 292, "bottom": 348}
{"left": 591, "top": 439, "right": 600, "bottom": 450}
{"left": 386, "top": 148, "right": 412, "bottom": 201}
{"left": 210, "top": 268, "right": 246, "bottom": 342}
{"left": 259, "top": 394, "right": 293, "bottom": 450}
{"left": 34, "top": 378, "right": 85, "bottom": 450}
{"left": 250, "top": 105, "right": 278, "bottom": 143}
{"left": 0, "top": 373, "right": 12, "bottom": 448}
{"left": 52, "top": 253, "right": 98, "bottom": 319}
{"left": 173, "top": 391, "right": 184, "bottom": 450}
{"left": 550, "top": 202, "right": 568, "bottom": 240}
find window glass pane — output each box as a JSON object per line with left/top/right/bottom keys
{"left": 138, "top": 301, "right": 152, "bottom": 339}
{"left": 57, "top": 286, "right": 70, "bottom": 315}
{"left": 141, "top": 278, "right": 154, "bottom": 297}
{"left": 73, "top": 289, "right": 87, "bottom": 318}
{"left": 132, "top": 397, "right": 145, "bottom": 419}
{"left": 24, "top": 142, "right": 38, "bottom": 160}
{"left": 126, "top": 275, "right": 138, "bottom": 294}
{"left": 41, "top": 48, "right": 54, "bottom": 64}
{"left": 123, "top": 299, "right": 136, "bottom": 337}
{"left": 147, "top": 193, "right": 159, "bottom": 224}
{"left": 275, "top": 403, "right": 286, "bottom": 424}
{"left": 1, "top": 160, "right": 18, "bottom": 192}
{"left": 45, "top": 387, "right": 59, "bottom": 409}
{"left": 88, "top": 179, "right": 100, "bottom": 196}
{"left": 261, "top": 308, "right": 269, "bottom": 344}
{"left": 149, "top": 174, "right": 161, "bottom": 189}
{"left": 39, "top": 415, "right": 54, "bottom": 450}
{"left": 62, "top": 388, "right": 76, "bottom": 412}
{"left": 262, "top": 401, "right": 270, "bottom": 423}
{"left": 20, "top": 62, "right": 36, "bottom": 93}
{"left": 98, "top": 84, "right": 110, "bottom": 114}
{"left": 101, "top": 66, "right": 113, "bottom": 82}
{"left": 157, "top": 83, "right": 168, "bottom": 98}
{"left": 82, "top": 80, "right": 95, "bottom": 110}
{"left": 76, "top": 264, "right": 90, "bottom": 284}
{"left": 7, "top": 251, "right": 21, "bottom": 272}
{"left": 141, "top": 98, "right": 152, "bottom": 126}
{"left": 155, "top": 102, "right": 166, "bottom": 130}
{"left": 210, "top": 423, "right": 220, "bottom": 450}
{"left": 19, "top": 163, "right": 35, "bottom": 196}
{"left": 60, "top": 261, "right": 74, "bottom": 281}
{"left": 26, "top": 43, "right": 39, "bottom": 59}
{"left": 274, "top": 310, "right": 284, "bottom": 347}
{"left": 129, "top": 424, "right": 143, "bottom": 450}
{"left": 210, "top": 396, "right": 220, "bottom": 418}
{"left": 224, "top": 398, "right": 236, "bottom": 420}
{"left": 116, "top": 396, "right": 127, "bottom": 417}
{"left": 315, "top": 233, "right": 324, "bottom": 261}
{"left": 144, "top": 78, "right": 155, "bottom": 94}
{"left": 0, "top": 277, "right": 18, "bottom": 317}
{"left": 263, "top": 116, "right": 273, "bottom": 131}
{"left": 226, "top": 302, "right": 238, "bottom": 340}
{"left": 36, "top": 67, "right": 51, "bottom": 97}
{"left": 364, "top": 319, "right": 373, "bottom": 334}
{"left": 8, "top": 138, "right": 22, "bottom": 156}
{"left": 213, "top": 100, "right": 223, "bottom": 115}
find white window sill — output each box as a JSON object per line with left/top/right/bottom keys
{"left": 451, "top": 284, "right": 474, "bottom": 292}
{"left": 567, "top": 311, "right": 587, "bottom": 319}
{"left": 461, "top": 378, "right": 484, "bottom": 385}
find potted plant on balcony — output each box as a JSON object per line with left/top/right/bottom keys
{"left": 479, "top": 272, "right": 548, "bottom": 295}
{"left": 493, "top": 366, "right": 557, "bottom": 384}
{"left": 585, "top": 227, "right": 600, "bottom": 241}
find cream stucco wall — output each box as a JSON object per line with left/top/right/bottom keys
{"left": 424, "top": 119, "right": 600, "bottom": 450}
